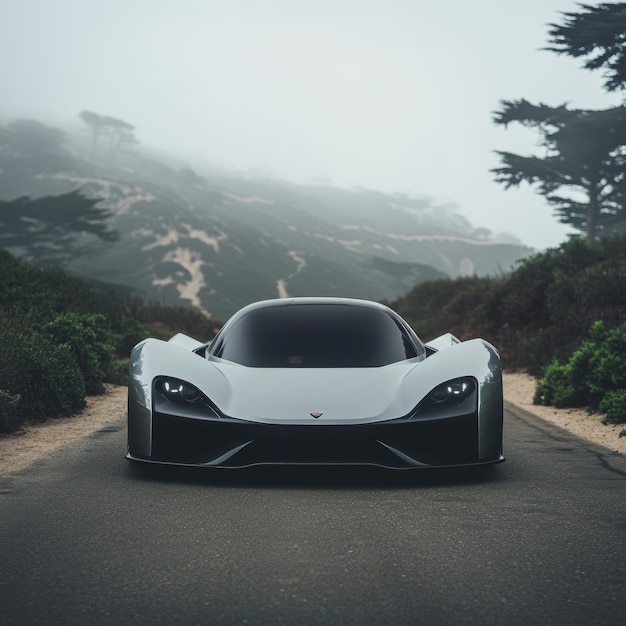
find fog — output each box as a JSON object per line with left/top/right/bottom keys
{"left": 1, "top": 0, "right": 623, "bottom": 249}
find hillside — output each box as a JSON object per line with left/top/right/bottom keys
{"left": 0, "top": 118, "right": 532, "bottom": 319}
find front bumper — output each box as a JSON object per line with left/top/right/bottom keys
{"left": 127, "top": 410, "right": 503, "bottom": 469}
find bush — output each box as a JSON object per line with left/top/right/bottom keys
{"left": 0, "top": 249, "right": 101, "bottom": 323}
{"left": 599, "top": 390, "right": 626, "bottom": 425}
{"left": 0, "top": 310, "right": 86, "bottom": 424}
{"left": 0, "top": 389, "right": 22, "bottom": 433}
{"left": 534, "top": 321, "right": 626, "bottom": 423}
{"left": 15, "top": 341, "right": 86, "bottom": 419}
{"left": 533, "top": 360, "right": 578, "bottom": 408}
{"left": 0, "top": 250, "right": 223, "bottom": 431}
{"left": 498, "top": 236, "right": 626, "bottom": 371}
{"left": 40, "top": 312, "right": 115, "bottom": 394}
{"left": 108, "top": 358, "right": 130, "bottom": 386}
{"left": 386, "top": 276, "right": 501, "bottom": 343}
{"left": 109, "top": 315, "right": 150, "bottom": 356}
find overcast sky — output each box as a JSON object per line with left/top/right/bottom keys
{"left": 1, "top": 0, "right": 623, "bottom": 249}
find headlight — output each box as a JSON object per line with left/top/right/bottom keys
{"left": 157, "top": 378, "right": 202, "bottom": 403}
{"left": 428, "top": 379, "right": 473, "bottom": 404}
{"left": 408, "top": 377, "right": 477, "bottom": 420}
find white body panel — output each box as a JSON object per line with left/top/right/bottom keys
{"left": 131, "top": 336, "right": 495, "bottom": 425}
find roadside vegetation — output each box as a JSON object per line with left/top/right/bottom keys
{"left": 534, "top": 321, "right": 626, "bottom": 425}
{"left": 1, "top": 234, "right": 624, "bottom": 434}
{"left": 0, "top": 249, "right": 221, "bottom": 433}
{"left": 386, "top": 234, "right": 626, "bottom": 425}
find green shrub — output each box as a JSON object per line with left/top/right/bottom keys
{"left": 0, "top": 250, "right": 225, "bottom": 431}
{"left": 109, "top": 316, "right": 150, "bottom": 356}
{"left": 108, "top": 358, "right": 130, "bottom": 386}
{"left": 0, "top": 310, "right": 86, "bottom": 422}
{"left": 498, "top": 236, "right": 626, "bottom": 371}
{"left": 0, "top": 249, "right": 101, "bottom": 323}
{"left": 386, "top": 276, "right": 502, "bottom": 344}
{"left": 0, "top": 389, "right": 22, "bottom": 433}
{"left": 534, "top": 321, "right": 626, "bottom": 423}
{"left": 15, "top": 341, "right": 86, "bottom": 419}
{"left": 40, "top": 312, "right": 115, "bottom": 394}
{"left": 586, "top": 321, "right": 626, "bottom": 401}
{"left": 533, "top": 360, "right": 578, "bottom": 407}
{"left": 599, "top": 390, "right": 626, "bottom": 425}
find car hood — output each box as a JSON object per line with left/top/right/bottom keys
{"left": 208, "top": 360, "right": 423, "bottom": 424}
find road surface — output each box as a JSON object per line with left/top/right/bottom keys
{"left": 1, "top": 403, "right": 625, "bottom": 625}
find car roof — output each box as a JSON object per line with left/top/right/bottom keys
{"left": 235, "top": 297, "right": 393, "bottom": 313}
{"left": 209, "top": 297, "right": 426, "bottom": 366}
{"left": 214, "top": 297, "right": 421, "bottom": 345}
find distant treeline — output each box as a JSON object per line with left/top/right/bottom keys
{"left": 0, "top": 249, "right": 221, "bottom": 432}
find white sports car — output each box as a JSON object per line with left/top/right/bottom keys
{"left": 127, "top": 297, "right": 504, "bottom": 469}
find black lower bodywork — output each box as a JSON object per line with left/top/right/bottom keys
{"left": 127, "top": 409, "right": 503, "bottom": 469}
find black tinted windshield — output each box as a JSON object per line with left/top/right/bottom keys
{"left": 213, "top": 304, "right": 419, "bottom": 367}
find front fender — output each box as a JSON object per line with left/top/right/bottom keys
{"left": 400, "top": 339, "right": 502, "bottom": 460}
{"left": 127, "top": 338, "right": 229, "bottom": 458}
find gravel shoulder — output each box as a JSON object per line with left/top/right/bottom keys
{"left": 0, "top": 384, "right": 127, "bottom": 478}
{"left": 503, "top": 371, "right": 625, "bottom": 455}
{"left": 0, "top": 373, "right": 623, "bottom": 479}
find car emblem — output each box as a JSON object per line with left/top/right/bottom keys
{"left": 310, "top": 411, "right": 323, "bottom": 418}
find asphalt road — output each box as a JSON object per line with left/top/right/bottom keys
{"left": 1, "top": 404, "right": 625, "bottom": 626}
